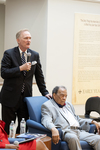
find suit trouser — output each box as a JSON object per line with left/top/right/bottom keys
{"left": 63, "top": 129, "right": 100, "bottom": 150}
{"left": 2, "top": 93, "right": 29, "bottom": 134}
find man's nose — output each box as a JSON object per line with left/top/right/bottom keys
{"left": 28, "top": 38, "right": 31, "bottom": 41}
{"left": 63, "top": 96, "right": 66, "bottom": 100}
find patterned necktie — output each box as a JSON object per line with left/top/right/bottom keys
{"left": 21, "top": 52, "right": 26, "bottom": 76}
{"left": 21, "top": 52, "right": 26, "bottom": 93}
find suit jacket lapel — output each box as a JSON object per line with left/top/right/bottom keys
{"left": 65, "top": 102, "right": 73, "bottom": 114}
{"left": 14, "top": 47, "right": 22, "bottom": 65}
{"left": 14, "top": 47, "right": 25, "bottom": 76}
{"left": 51, "top": 99, "right": 70, "bottom": 123}
{"left": 51, "top": 99, "right": 79, "bottom": 127}
{"left": 14, "top": 48, "right": 33, "bottom": 76}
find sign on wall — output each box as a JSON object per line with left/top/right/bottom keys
{"left": 72, "top": 13, "right": 100, "bottom": 104}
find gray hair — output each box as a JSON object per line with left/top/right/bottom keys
{"left": 52, "top": 86, "right": 67, "bottom": 95}
{"left": 16, "top": 29, "right": 29, "bottom": 39}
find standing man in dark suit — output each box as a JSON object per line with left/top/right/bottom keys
{"left": 0, "top": 29, "right": 51, "bottom": 134}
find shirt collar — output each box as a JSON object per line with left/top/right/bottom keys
{"left": 53, "top": 99, "right": 66, "bottom": 108}
{"left": 18, "top": 47, "right": 27, "bottom": 55}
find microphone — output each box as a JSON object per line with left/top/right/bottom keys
{"left": 27, "top": 52, "right": 31, "bottom": 62}
{"left": 31, "top": 61, "right": 37, "bottom": 66}
{"left": 14, "top": 141, "right": 19, "bottom": 146}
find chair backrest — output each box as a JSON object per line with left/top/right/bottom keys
{"left": 85, "top": 96, "right": 100, "bottom": 117}
{"left": 24, "top": 96, "right": 48, "bottom": 123}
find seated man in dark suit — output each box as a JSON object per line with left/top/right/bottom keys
{"left": 41, "top": 86, "right": 100, "bottom": 150}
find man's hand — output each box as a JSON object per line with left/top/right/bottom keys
{"left": 91, "top": 120, "right": 100, "bottom": 134}
{"left": 51, "top": 127, "right": 60, "bottom": 145}
{"left": 5, "top": 144, "right": 19, "bottom": 150}
{"left": 19, "top": 62, "right": 31, "bottom": 71}
{"left": 45, "top": 94, "right": 52, "bottom": 99}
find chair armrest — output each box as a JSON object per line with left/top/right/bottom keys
{"left": 26, "top": 119, "right": 51, "bottom": 132}
{"left": 26, "top": 120, "right": 62, "bottom": 150}
{"left": 89, "top": 124, "right": 96, "bottom": 133}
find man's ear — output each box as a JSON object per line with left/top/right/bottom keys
{"left": 16, "top": 38, "right": 20, "bottom": 44}
{"left": 53, "top": 93, "right": 55, "bottom": 99}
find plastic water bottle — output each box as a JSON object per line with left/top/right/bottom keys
{"left": 20, "top": 118, "right": 26, "bottom": 134}
{"left": 9, "top": 120, "right": 15, "bottom": 138}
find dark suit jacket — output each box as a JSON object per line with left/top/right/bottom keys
{"left": 1, "top": 47, "right": 48, "bottom": 107}
{"left": 0, "top": 92, "right": 1, "bottom": 103}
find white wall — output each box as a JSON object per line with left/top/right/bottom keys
{"left": 46, "top": 0, "right": 100, "bottom": 116}
{"left": 0, "top": 0, "right": 100, "bottom": 119}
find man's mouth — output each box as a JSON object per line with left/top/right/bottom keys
{"left": 27, "top": 43, "right": 30, "bottom": 45}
